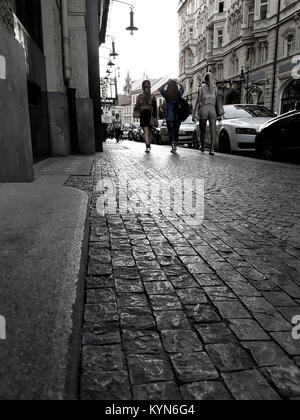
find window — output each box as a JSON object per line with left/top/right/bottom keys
{"left": 189, "top": 27, "right": 194, "bottom": 38}
{"left": 284, "top": 34, "right": 295, "bottom": 57}
{"left": 260, "top": 0, "right": 268, "bottom": 20}
{"left": 248, "top": 6, "right": 254, "bottom": 28}
{"left": 217, "top": 30, "right": 223, "bottom": 48}
{"left": 219, "top": 1, "right": 224, "bottom": 13}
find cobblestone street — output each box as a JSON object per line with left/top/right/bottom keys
{"left": 78, "top": 140, "right": 300, "bottom": 400}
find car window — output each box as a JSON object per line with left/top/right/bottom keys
{"left": 224, "top": 105, "right": 276, "bottom": 119}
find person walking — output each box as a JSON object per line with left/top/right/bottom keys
{"left": 159, "top": 79, "right": 185, "bottom": 154}
{"left": 193, "top": 73, "right": 224, "bottom": 156}
{"left": 133, "top": 80, "right": 158, "bottom": 153}
{"left": 113, "top": 114, "right": 123, "bottom": 143}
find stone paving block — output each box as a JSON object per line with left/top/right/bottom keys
{"left": 82, "top": 345, "right": 125, "bottom": 373}
{"left": 83, "top": 330, "right": 122, "bottom": 347}
{"left": 204, "top": 286, "right": 236, "bottom": 301}
{"left": 222, "top": 370, "right": 281, "bottom": 400}
{"left": 88, "top": 262, "right": 113, "bottom": 276}
{"left": 164, "top": 266, "right": 190, "bottom": 276}
{"left": 228, "top": 319, "right": 270, "bottom": 341}
{"left": 120, "top": 308, "right": 156, "bottom": 331}
{"left": 140, "top": 271, "right": 168, "bottom": 282}
{"left": 153, "top": 246, "right": 177, "bottom": 257}
{"left": 86, "top": 276, "right": 115, "bottom": 289}
{"left": 84, "top": 303, "right": 119, "bottom": 324}
{"left": 177, "top": 288, "right": 208, "bottom": 305}
{"left": 175, "top": 247, "right": 198, "bottom": 256}
{"left": 271, "top": 332, "right": 300, "bottom": 356}
{"left": 226, "top": 280, "right": 261, "bottom": 297}
{"left": 180, "top": 381, "right": 232, "bottom": 401}
{"left": 89, "top": 246, "right": 111, "bottom": 264}
{"left": 277, "top": 306, "right": 300, "bottom": 322}
{"left": 186, "top": 263, "right": 214, "bottom": 275}
{"left": 113, "top": 267, "right": 140, "bottom": 279}
{"left": 127, "top": 355, "right": 174, "bottom": 385}
{"left": 194, "top": 274, "right": 224, "bottom": 287}
{"left": 185, "top": 304, "right": 221, "bottom": 324}
{"left": 115, "top": 278, "right": 144, "bottom": 293}
{"left": 170, "top": 352, "right": 219, "bottom": 383}
{"left": 133, "top": 382, "right": 182, "bottom": 400}
{"left": 149, "top": 295, "right": 183, "bottom": 311}
{"left": 195, "top": 323, "right": 238, "bottom": 344}
{"left": 144, "top": 281, "right": 175, "bottom": 295}
{"left": 123, "top": 331, "right": 163, "bottom": 354}
{"left": 214, "top": 301, "right": 252, "bottom": 319}
{"left": 253, "top": 312, "right": 292, "bottom": 332}
{"left": 161, "top": 330, "right": 203, "bottom": 353}
{"left": 241, "top": 341, "right": 291, "bottom": 367}
{"left": 136, "top": 260, "right": 162, "bottom": 271}
{"left": 262, "top": 291, "right": 298, "bottom": 307}
{"left": 264, "top": 365, "right": 300, "bottom": 397}
{"left": 241, "top": 297, "right": 277, "bottom": 314}
{"left": 154, "top": 310, "right": 192, "bottom": 331}
{"left": 81, "top": 370, "right": 131, "bottom": 400}
{"left": 169, "top": 273, "right": 199, "bottom": 289}
{"left": 206, "top": 343, "right": 254, "bottom": 372}
{"left": 117, "top": 293, "right": 149, "bottom": 308}
{"left": 86, "top": 288, "right": 116, "bottom": 304}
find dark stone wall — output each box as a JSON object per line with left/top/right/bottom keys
{"left": 0, "top": 0, "right": 14, "bottom": 35}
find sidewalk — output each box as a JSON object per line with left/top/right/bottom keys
{"left": 80, "top": 140, "right": 300, "bottom": 400}
{"left": 0, "top": 156, "right": 94, "bottom": 400}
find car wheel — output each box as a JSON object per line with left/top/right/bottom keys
{"left": 258, "top": 136, "right": 274, "bottom": 160}
{"left": 219, "top": 131, "right": 231, "bottom": 154}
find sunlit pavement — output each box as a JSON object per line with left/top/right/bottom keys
{"left": 74, "top": 140, "right": 300, "bottom": 400}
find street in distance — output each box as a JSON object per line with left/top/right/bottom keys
{"left": 105, "top": 405, "right": 196, "bottom": 417}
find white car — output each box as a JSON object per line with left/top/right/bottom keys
{"left": 160, "top": 116, "right": 198, "bottom": 148}
{"left": 196, "top": 105, "right": 276, "bottom": 153}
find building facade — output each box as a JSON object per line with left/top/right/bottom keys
{"left": 179, "top": 0, "right": 300, "bottom": 114}
{"left": 0, "top": 0, "right": 110, "bottom": 182}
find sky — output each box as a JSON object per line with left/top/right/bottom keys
{"left": 100, "top": 0, "right": 179, "bottom": 94}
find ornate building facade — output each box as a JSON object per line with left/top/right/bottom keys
{"left": 178, "top": 0, "right": 300, "bottom": 114}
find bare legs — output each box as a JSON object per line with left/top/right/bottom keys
{"left": 200, "top": 118, "right": 217, "bottom": 154}
{"left": 209, "top": 117, "right": 217, "bottom": 152}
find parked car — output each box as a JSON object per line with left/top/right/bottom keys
{"left": 160, "top": 116, "right": 199, "bottom": 148}
{"left": 128, "top": 123, "right": 140, "bottom": 141}
{"left": 122, "top": 124, "right": 130, "bottom": 140}
{"left": 255, "top": 110, "right": 300, "bottom": 160}
{"left": 196, "top": 105, "right": 276, "bottom": 153}
{"left": 152, "top": 120, "right": 164, "bottom": 145}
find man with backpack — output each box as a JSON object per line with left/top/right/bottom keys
{"left": 159, "top": 80, "right": 187, "bottom": 154}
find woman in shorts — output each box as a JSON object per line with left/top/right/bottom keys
{"left": 193, "top": 73, "right": 222, "bottom": 156}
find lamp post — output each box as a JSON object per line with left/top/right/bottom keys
{"left": 111, "top": 0, "right": 138, "bottom": 35}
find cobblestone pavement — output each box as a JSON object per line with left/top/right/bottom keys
{"left": 77, "top": 140, "right": 300, "bottom": 400}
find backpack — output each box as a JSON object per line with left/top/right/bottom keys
{"left": 176, "top": 97, "right": 190, "bottom": 122}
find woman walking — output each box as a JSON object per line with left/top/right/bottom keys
{"left": 133, "top": 80, "right": 158, "bottom": 153}
{"left": 159, "top": 80, "right": 185, "bottom": 154}
{"left": 193, "top": 73, "right": 224, "bottom": 156}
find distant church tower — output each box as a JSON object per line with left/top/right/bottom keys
{"left": 123, "top": 71, "right": 132, "bottom": 95}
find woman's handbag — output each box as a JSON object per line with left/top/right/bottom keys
{"left": 150, "top": 116, "right": 159, "bottom": 127}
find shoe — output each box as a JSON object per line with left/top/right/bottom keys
{"left": 201, "top": 145, "right": 205, "bottom": 153}
{"left": 145, "top": 146, "right": 151, "bottom": 153}
{"left": 209, "top": 150, "right": 215, "bottom": 156}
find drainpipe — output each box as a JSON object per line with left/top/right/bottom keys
{"left": 271, "top": 0, "right": 281, "bottom": 113}
{"left": 61, "top": 0, "right": 72, "bottom": 86}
